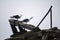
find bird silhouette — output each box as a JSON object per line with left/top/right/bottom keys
{"left": 22, "top": 17, "right": 33, "bottom": 23}
{"left": 10, "top": 15, "right": 22, "bottom": 19}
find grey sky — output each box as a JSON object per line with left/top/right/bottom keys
{"left": 0, "top": 0, "right": 60, "bottom": 40}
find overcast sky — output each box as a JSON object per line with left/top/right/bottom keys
{"left": 0, "top": 0, "right": 60, "bottom": 40}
